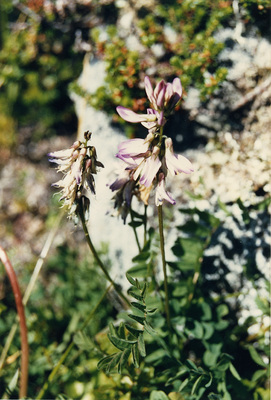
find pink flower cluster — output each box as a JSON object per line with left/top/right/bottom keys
{"left": 110, "top": 76, "right": 194, "bottom": 220}
{"left": 49, "top": 132, "right": 104, "bottom": 218}
{"left": 116, "top": 76, "right": 183, "bottom": 134}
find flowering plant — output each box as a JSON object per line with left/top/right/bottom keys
{"left": 1, "top": 74, "right": 269, "bottom": 400}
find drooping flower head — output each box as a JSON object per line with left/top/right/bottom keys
{"left": 49, "top": 131, "right": 104, "bottom": 219}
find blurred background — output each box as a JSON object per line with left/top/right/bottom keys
{"left": 0, "top": 0, "right": 270, "bottom": 398}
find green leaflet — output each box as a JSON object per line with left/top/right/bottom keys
{"left": 108, "top": 334, "right": 137, "bottom": 351}
{"left": 138, "top": 332, "right": 146, "bottom": 357}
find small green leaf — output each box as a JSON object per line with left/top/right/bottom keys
{"left": 73, "top": 331, "right": 94, "bottom": 351}
{"left": 138, "top": 332, "right": 146, "bottom": 357}
{"left": 108, "top": 334, "right": 137, "bottom": 351}
{"left": 178, "top": 219, "right": 210, "bottom": 238}
{"left": 141, "top": 282, "right": 147, "bottom": 298}
{"left": 109, "top": 322, "right": 117, "bottom": 336}
{"left": 126, "top": 273, "right": 137, "bottom": 287}
{"left": 118, "top": 348, "right": 131, "bottom": 373}
{"left": 185, "top": 359, "right": 198, "bottom": 371}
{"left": 216, "top": 304, "right": 229, "bottom": 318}
{"left": 147, "top": 308, "right": 157, "bottom": 314}
{"left": 131, "top": 301, "right": 146, "bottom": 313}
{"left": 150, "top": 390, "right": 169, "bottom": 400}
{"left": 229, "top": 363, "right": 241, "bottom": 380}
{"left": 125, "top": 324, "right": 143, "bottom": 338}
{"left": 247, "top": 345, "right": 267, "bottom": 367}
{"left": 128, "top": 314, "right": 145, "bottom": 325}
{"left": 191, "top": 375, "right": 204, "bottom": 395}
{"left": 145, "top": 348, "right": 168, "bottom": 363}
{"left": 200, "top": 302, "right": 212, "bottom": 321}
{"left": 178, "top": 378, "right": 189, "bottom": 392}
{"left": 172, "top": 238, "right": 203, "bottom": 271}
{"left": 251, "top": 369, "right": 267, "bottom": 382}
{"left": 132, "top": 343, "right": 140, "bottom": 367}
{"left": 127, "top": 264, "right": 148, "bottom": 278}
{"left": 5, "top": 369, "right": 19, "bottom": 396}
{"left": 204, "top": 350, "right": 219, "bottom": 367}
{"left": 128, "top": 220, "right": 144, "bottom": 228}
{"left": 97, "top": 354, "right": 117, "bottom": 370}
{"left": 202, "top": 322, "right": 214, "bottom": 340}
{"left": 216, "top": 353, "right": 233, "bottom": 371}
{"left": 132, "top": 251, "right": 150, "bottom": 262}
{"left": 106, "top": 352, "right": 122, "bottom": 373}
{"left": 208, "top": 394, "right": 223, "bottom": 400}
{"left": 144, "top": 320, "right": 156, "bottom": 335}
{"left": 215, "top": 320, "right": 229, "bottom": 331}
{"left": 205, "top": 373, "right": 213, "bottom": 388}
{"left": 167, "top": 366, "right": 188, "bottom": 384}
{"left": 128, "top": 289, "right": 143, "bottom": 301}
{"left": 187, "top": 320, "right": 204, "bottom": 339}
{"left": 118, "top": 322, "right": 126, "bottom": 339}
{"left": 130, "top": 209, "right": 145, "bottom": 220}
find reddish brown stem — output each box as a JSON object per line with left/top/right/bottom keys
{"left": 0, "top": 246, "right": 29, "bottom": 399}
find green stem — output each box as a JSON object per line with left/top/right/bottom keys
{"left": 157, "top": 205, "right": 171, "bottom": 333}
{"left": 36, "top": 287, "right": 109, "bottom": 400}
{"left": 144, "top": 205, "right": 148, "bottom": 245}
{"left": 77, "top": 200, "right": 130, "bottom": 308}
{"left": 130, "top": 208, "right": 141, "bottom": 252}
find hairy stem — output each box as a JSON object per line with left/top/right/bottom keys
{"left": 77, "top": 200, "right": 130, "bottom": 308}
{"left": 157, "top": 205, "right": 171, "bottom": 332}
{"left": 0, "top": 246, "right": 29, "bottom": 399}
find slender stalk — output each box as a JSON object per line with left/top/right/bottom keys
{"left": 36, "top": 287, "right": 109, "bottom": 400}
{"left": 157, "top": 205, "right": 171, "bottom": 332}
{"left": 0, "top": 247, "right": 29, "bottom": 399}
{"left": 77, "top": 200, "right": 130, "bottom": 308}
{"left": 144, "top": 205, "right": 148, "bottom": 245}
{"left": 0, "top": 211, "right": 64, "bottom": 374}
{"left": 130, "top": 208, "right": 141, "bottom": 252}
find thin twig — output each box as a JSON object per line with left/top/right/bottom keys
{"left": 0, "top": 247, "right": 29, "bottom": 399}
{"left": 130, "top": 208, "right": 142, "bottom": 252}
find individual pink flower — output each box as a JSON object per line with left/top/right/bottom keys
{"left": 133, "top": 146, "right": 162, "bottom": 187}
{"left": 164, "top": 77, "right": 183, "bottom": 111}
{"left": 164, "top": 137, "right": 194, "bottom": 175}
{"left": 155, "top": 173, "right": 176, "bottom": 206}
{"left": 144, "top": 76, "right": 183, "bottom": 113}
{"left": 116, "top": 106, "right": 158, "bottom": 124}
{"left": 108, "top": 169, "right": 131, "bottom": 192}
{"left": 109, "top": 171, "right": 136, "bottom": 223}
{"left": 116, "top": 138, "right": 150, "bottom": 163}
